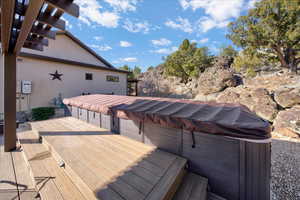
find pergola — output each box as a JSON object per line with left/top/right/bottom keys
{"left": 1, "top": 0, "right": 79, "bottom": 152}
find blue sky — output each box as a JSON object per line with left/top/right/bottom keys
{"left": 63, "top": 0, "right": 259, "bottom": 71}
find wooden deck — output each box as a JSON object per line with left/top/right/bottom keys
{"left": 17, "top": 117, "right": 187, "bottom": 200}
{"left": 0, "top": 135, "right": 37, "bottom": 200}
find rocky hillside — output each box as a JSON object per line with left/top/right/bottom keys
{"left": 138, "top": 57, "right": 300, "bottom": 139}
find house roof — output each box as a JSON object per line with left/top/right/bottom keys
{"left": 56, "top": 31, "right": 116, "bottom": 69}
{"left": 19, "top": 30, "right": 130, "bottom": 74}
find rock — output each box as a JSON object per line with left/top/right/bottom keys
{"left": 274, "top": 85, "right": 300, "bottom": 108}
{"left": 212, "top": 56, "right": 234, "bottom": 69}
{"left": 197, "top": 67, "right": 238, "bottom": 95}
{"left": 217, "top": 87, "right": 278, "bottom": 121}
{"left": 194, "top": 92, "right": 220, "bottom": 102}
{"left": 273, "top": 106, "right": 300, "bottom": 138}
{"left": 244, "top": 70, "right": 300, "bottom": 92}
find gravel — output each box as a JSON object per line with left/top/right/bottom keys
{"left": 271, "top": 138, "right": 300, "bottom": 200}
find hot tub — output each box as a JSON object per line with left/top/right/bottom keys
{"left": 64, "top": 94, "right": 271, "bottom": 200}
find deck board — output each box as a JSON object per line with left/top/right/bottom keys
{"left": 30, "top": 117, "right": 187, "bottom": 200}
{"left": 0, "top": 134, "right": 37, "bottom": 200}
{"left": 173, "top": 172, "right": 208, "bottom": 200}
{"left": 18, "top": 130, "right": 87, "bottom": 200}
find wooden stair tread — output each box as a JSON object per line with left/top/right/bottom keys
{"left": 207, "top": 192, "right": 227, "bottom": 200}
{"left": 18, "top": 131, "right": 87, "bottom": 200}
{"left": 30, "top": 117, "right": 188, "bottom": 200}
{"left": 173, "top": 172, "right": 208, "bottom": 200}
{"left": 145, "top": 158, "right": 187, "bottom": 200}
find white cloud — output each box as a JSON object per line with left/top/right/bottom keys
{"left": 165, "top": 17, "right": 193, "bottom": 33}
{"left": 180, "top": 0, "right": 243, "bottom": 21}
{"left": 121, "top": 57, "right": 138, "bottom": 62}
{"left": 199, "top": 38, "right": 209, "bottom": 43}
{"left": 120, "top": 41, "right": 132, "bottom": 47}
{"left": 94, "top": 36, "right": 103, "bottom": 41}
{"left": 123, "top": 19, "right": 150, "bottom": 34}
{"left": 151, "top": 46, "right": 178, "bottom": 54}
{"left": 104, "top": 0, "right": 141, "bottom": 12}
{"left": 192, "top": 38, "right": 209, "bottom": 44}
{"left": 90, "top": 44, "right": 112, "bottom": 51}
{"left": 151, "top": 38, "right": 172, "bottom": 46}
{"left": 179, "top": 0, "right": 244, "bottom": 32}
{"left": 197, "top": 17, "right": 229, "bottom": 33}
{"left": 74, "top": 0, "right": 120, "bottom": 28}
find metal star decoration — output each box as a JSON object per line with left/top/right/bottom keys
{"left": 49, "top": 70, "right": 63, "bottom": 81}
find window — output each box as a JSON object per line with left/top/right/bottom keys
{"left": 106, "top": 75, "right": 119, "bottom": 82}
{"left": 85, "top": 73, "right": 93, "bottom": 80}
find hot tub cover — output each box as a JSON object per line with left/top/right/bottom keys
{"left": 63, "top": 94, "right": 271, "bottom": 140}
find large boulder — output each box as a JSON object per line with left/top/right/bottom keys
{"left": 274, "top": 84, "right": 300, "bottom": 108}
{"left": 244, "top": 70, "right": 300, "bottom": 92}
{"left": 194, "top": 92, "right": 220, "bottom": 102}
{"left": 217, "top": 87, "right": 278, "bottom": 121}
{"left": 197, "top": 67, "right": 238, "bottom": 95}
{"left": 273, "top": 106, "right": 300, "bottom": 138}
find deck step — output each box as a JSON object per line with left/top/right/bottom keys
{"left": 18, "top": 130, "right": 86, "bottom": 200}
{"left": 207, "top": 192, "right": 227, "bottom": 200}
{"left": 30, "top": 117, "right": 187, "bottom": 200}
{"left": 172, "top": 172, "right": 208, "bottom": 200}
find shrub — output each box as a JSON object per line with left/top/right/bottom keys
{"left": 31, "top": 107, "right": 55, "bottom": 121}
{"left": 233, "top": 51, "right": 263, "bottom": 77}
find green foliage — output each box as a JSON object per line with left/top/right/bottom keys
{"left": 119, "top": 65, "right": 130, "bottom": 71}
{"left": 164, "top": 39, "right": 212, "bottom": 82}
{"left": 32, "top": 107, "right": 55, "bottom": 121}
{"left": 119, "top": 65, "right": 142, "bottom": 79}
{"left": 227, "top": 0, "right": 300, "bottom": 72}
{"left": 133, "top": 66, "right": 142, "bottom": 77}
{"left": 233, "top": 52, "right": 263, "bottom": 77}
{"left": 119, "top": 65, "right": 134, "bottom": 79}
{"left": 246, "top": 68, "right": 257, "bottom": 78}
{"left": 147, "top": 66, "right": 154, "bottom": 71}
{"left": 219, "top": 45, "right": 238, "bottom": 57}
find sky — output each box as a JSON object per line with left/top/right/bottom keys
{"left": 62, "top": 0, "right": 259, "bottom": 71}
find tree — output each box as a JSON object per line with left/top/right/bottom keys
{"left": 119, "top": 65, "right": 131, "bottom": 72}
{"left": 219, "top": 45, "right": 238, "bottom": 58}
{"left": 133, "top": 66, "right": 141, "bottom": 77}
{"left": 227, "top": 0, "right": 300, "bottom": 72}
{"left": 233, "top": 51, "right": 264, "bottom": 77}
{"left": 119, "top": 65, "right": 134, "bottom": 79}
{"left": 147, "top": 66, "right": 154, "bottom": 71}
{"left": 164, "top": 39, "right": 212, "bottom": 82}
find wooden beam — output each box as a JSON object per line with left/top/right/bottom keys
{"left": 11, "top": 19, "right": 56, "bottom": 40}
{"left": 26, "top": 35, "right": 49, "bottom": 46}
{"left": 46, "top": 0, "right": 79, "bottom": 17}
{"left": 14, "top": 2, "right": 66, "bottom": 30}
{"left": 31, "top": 26, "right": 56, "bottom": 39}
{"left": 37, "top": 12, "right": 66, "bottom": 30}
{"left": 23, "top": 42, "right": 44, "bottom": 51}
{"left": 14, "top": 0, "right": 45, "bottom": 54}
{"left": 15, "top": 1, "right": 27, "bottom": 16}
{"left": 3, "top": 53, "right": 17, "bottom": 152}
{"left": 0, "top": 28, "right": 49, "bottom": 47}
{"left": 1, "top": 0, "right": 15, "bottom": 53}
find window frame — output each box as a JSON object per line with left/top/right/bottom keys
{"left": 85, "top": 73, "right": 93, "bottom": 80}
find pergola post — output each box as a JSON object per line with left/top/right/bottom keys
{"left": 3, "top": 53, "right": 17, "bottom": 152}
{"left": 0, "top": 0, "right": 79, "bottom": 151}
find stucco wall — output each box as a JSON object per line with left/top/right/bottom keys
{"left": 0, "top": 56, "right": 127, "bottom": 113}
{"left": 22, "top": 34, "right": 107, "bottom": 67}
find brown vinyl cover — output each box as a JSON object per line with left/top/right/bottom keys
{"left": 63, "top": 94, "right": 271, "bottom": 140}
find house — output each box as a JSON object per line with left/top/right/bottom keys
{"left": 0, "top": 31, "right": 128, "bottom": 113}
